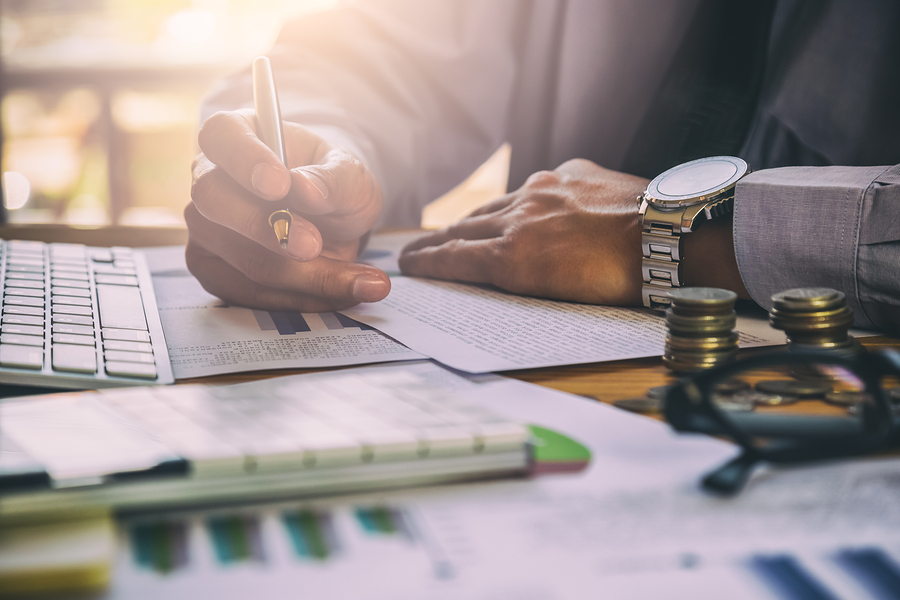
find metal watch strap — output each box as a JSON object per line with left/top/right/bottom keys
{"left": 641, "top": 216, "right": 684, "bottom": 311}
{"left": 639, "top": 192, "right": 735, "bottom": 310}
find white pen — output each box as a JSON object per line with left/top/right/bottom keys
{"left": 252, "top": 55, "right": 292, "bottom": 250}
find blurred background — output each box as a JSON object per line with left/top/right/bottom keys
{"left": 1, "top": 0, "right": 336, "bottom": 227}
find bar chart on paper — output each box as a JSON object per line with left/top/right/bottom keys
{"left": 144, "top": 247, "right": 422, "bottom": 379}
{"left": 115, "top": 503, "right": 458, "bottom": 598}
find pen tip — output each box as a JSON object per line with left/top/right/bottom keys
{"left": 280, "top": 240, "right": 288, "bottom": 251}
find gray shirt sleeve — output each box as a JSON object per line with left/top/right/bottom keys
{"left": 733, "top": 164, "right": 900, "bottom": 334}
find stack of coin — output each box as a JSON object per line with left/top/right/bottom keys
{"left": 662, "top": 288, "right": 739, "bottom": 372}
{"left": 768, "top": 287, "right": 862, "bottom": 357}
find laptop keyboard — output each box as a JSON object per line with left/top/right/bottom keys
{"left": 0, "top": 240, "right": 173, "bottom": 389}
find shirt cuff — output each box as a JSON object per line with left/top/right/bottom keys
{"left": 733, "top": 164, "right": 897, "bottom": 330}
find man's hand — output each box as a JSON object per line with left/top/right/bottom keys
{"left": 185, "top": 109, "right": 390, "bottom": 312}
{"left": 399, "top": 159, "right": 649, "bottom": 305}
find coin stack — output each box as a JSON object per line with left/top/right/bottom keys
{"left": 662, "top": 288, "right": 739, "bottom": 373}
{"left": 768, "top": 287, "right": 862, "bottom": 357}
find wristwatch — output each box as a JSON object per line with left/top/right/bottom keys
{"left": 637, "top": 156, "right": 749, "bottom": 310}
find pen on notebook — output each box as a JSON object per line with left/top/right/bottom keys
{"left": 252, "top": 56, "right": 292, "bottom": 250}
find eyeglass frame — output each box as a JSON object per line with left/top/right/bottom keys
{"left": 662, "top": 349, "right": 900, "bottom": 495}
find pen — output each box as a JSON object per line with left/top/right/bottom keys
{"left": 252, "top": 56, "right": 292, "bottom": 250}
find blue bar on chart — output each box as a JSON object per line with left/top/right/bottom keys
{"left": 130, "top": 521, "right": 189, "bottom": 574}
{"left": 283, "top": 510, "right": 340, "bottom": 561}
{"left": 252, "top": 310, "right": 371, "bottom": 335}
{"left": 750, "top": 554, "right": 840, "bottom": 600}
{"left": 207, "top": 516, "right": 266, "bottom": 565}
{"left": 835, "top": 547, "right": 900, "bottom": 600}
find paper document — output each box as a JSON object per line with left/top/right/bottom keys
{"left": 141, "top": 247, "right": 422, "bottom": 379}
{"left": 343, "top": 276, "right": 785, "bottom": 373}
{"left": 99, "top": 361, "right": 900, "bottom": 599}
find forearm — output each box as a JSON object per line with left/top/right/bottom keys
{"left": 201, "top": 0, "right": 530, "bottom": 226}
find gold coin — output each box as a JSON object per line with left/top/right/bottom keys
{"left": 771, "top": 288, "right": 844, "bottom": 312}
{"left": 755, "top": 379, "right": 831, "bottom": 398}
{"left": 739, "top": 390, "right": 796, "bottom": 407}
{"left": 668, "top": 287, "right": 738, "bottom": 307}
{"left": 824, "top": 390, "right": 870, "bottom": 407}
{"left": 665, "top": 333, "right": 739, "bottom": 352}
{"left": 613, "top": 397, "right": 661, "bottom": 414}
{"left": 666, "top": 311, "right": 737, "bottom": 335}
{"left": 712, "top": 392, "right": 756, "bottom": 412}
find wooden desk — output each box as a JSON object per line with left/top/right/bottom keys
{"left": 3, "top": 225, "right": 898, "bottom": 411}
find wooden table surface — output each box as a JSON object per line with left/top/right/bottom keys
{"left": 5, "top": 224, "right": 898, "bottom": 413}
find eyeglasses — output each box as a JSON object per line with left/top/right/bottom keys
{"left": 663, "top": 349, "right": 900, "bottom": 494}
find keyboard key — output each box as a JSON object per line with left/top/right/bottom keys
{"left": 52, "top": 324, "right": 93, "bottom": 336}
{"left": 8, "top": 240, "right": 44, "bottom": 251}
{"left": 50, "top": 271, "right": 89, "bottom": 282}
{"left": 106, "top": 361, "right": 157, "bottom": 379}
{"left": 4, "top": 306, "right": 44, "bottom": 316}
{"left": 4, "top": 287, "right": 44, "bottom": 297}
{"left": 92, "top": 265, "right": 136, "bottom": 276}
{"left": 104, "top": 350, "right": 155, "bottom": 364}
{"left": 52, "top": 344, "right": 97, "bottom": 374}
{"left": 102, "top": 328, "right": 150, "bottom": 342}
{"left": 3, "top": 315, "right": 43, "bottom": 326}
{"left": 4, "top": 296, "right": 44, "bottom": 307}
{"left": 51, "top": 265, "right": 87, "bottom": 275}
{"left": 7, "top": 272, "right": 44, "bottom": 281}
{"left": 0, "top": 333, "right": 44, "bottom": 347}
{"left": 52, "top": 314, "right": 93, "bottom": 326}
{"left": 95, "top": 275, "right": 139, "bottom": 286}
{"left": 52, "top": 296, "right": 92, "bottom": 307}
{"left": 2, "top": 324, "right": 44, "bottom": 336}
{"left": 52, "top": 333, "right": 95, "bottom": 346}
{"left": 0, "top": 343, "right": 43, "bottom": 369}
{"left": 7, "top": 258, "right": 44, "bottom": 268}
{"left": 97, "top": 285, "right": 146, "bottom": 330}
{"left": 49, "top": 243, "right": 86, "bottom": 259}
{"left": 51, "top": 258, "right": 87, "bottom": 267}
{"left": 51, "top": 278, "right": 89, "bottom": 289}
{"left": 7, "top": 280, "right": 44, "bottom": 289}
{"left": 52, "top": 305, "right": 92, "bottom": 316}
{"left": 112, "top": 247, "right": 133, "bottom": 258}
{"left": 90, "top": 249, "right": 113, "bottom": 263}
{"left": 103, "top": 340, "right": 153, "bottom": 353}
{"left": 6, "top": 265, "right": 44, "bottom": 274}
{"left": 52, "top": 287, "right": 90, "bottom": 298}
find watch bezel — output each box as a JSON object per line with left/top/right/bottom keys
{"left": 643, "top": 156, "right": 748, "bottom": 209}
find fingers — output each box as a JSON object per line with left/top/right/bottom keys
{"left": 402, "top": 213, "right": 507, "bottom": 254}
{"left": 466, "top": 194, "right": 515, "bottom": 218}
{"left": 189, "top": 164, "right": 323, "bottom": 261}
{"left": 197, "top": 110, "right": 291, "bottom": 201}
{"left": 186, "top": 206, "right": 391, "bottom": 305}
{"left": 186, "top": 242, "right": 358, "bottom": 312}
{"left": 399, "top": 239, "right": 502, "bottom": 284}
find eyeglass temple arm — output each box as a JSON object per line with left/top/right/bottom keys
{"left": 679, "top": 412, "right": 871, "bottom": 439}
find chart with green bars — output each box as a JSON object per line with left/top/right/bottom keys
{"left": 207, "top": 516, "right": 266, "bottom": 565}
{"left": 130, "top": 522, "right": 189, "bottom": 575}
{"left": 283, "top": 510, "right": 340, "bottom": 561}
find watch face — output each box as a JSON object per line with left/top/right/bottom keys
{"left": 645, "top": 156, "right": 748, "bottom": 207}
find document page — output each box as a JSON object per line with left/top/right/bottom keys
{"left": 103, "top": 362, "right": 900, "bottom": 600}
{"left": 343, "top": 276, "right": 784, "bottom": 373}
{"left": 141, "top": 247, "right": 422, "bottom": 379}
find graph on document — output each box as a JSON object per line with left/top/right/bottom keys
{"left": 251, "top": 310, "right": 372, "bottom": 335}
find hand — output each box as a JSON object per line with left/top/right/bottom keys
{"left": 185, "top": 109, "right": 390, "bottom": 312}
{"left": 399, "top": 159, "right": 649, "bottom": 305}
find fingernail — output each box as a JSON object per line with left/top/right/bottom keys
{"left": 286, "top": 227, "right": 321, "bottom": 261}
{"left": 299, "top": 170, "right": 329, "bottom": 199}
{"left": 352, "top": 274, "right": 388, "bottom": 302}
{"left": 252, "top": 163, "right": 290, "bottom": 198}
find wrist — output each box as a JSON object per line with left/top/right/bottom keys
{"left": 681, "top": 217, "right": 750, "bottom": 299}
